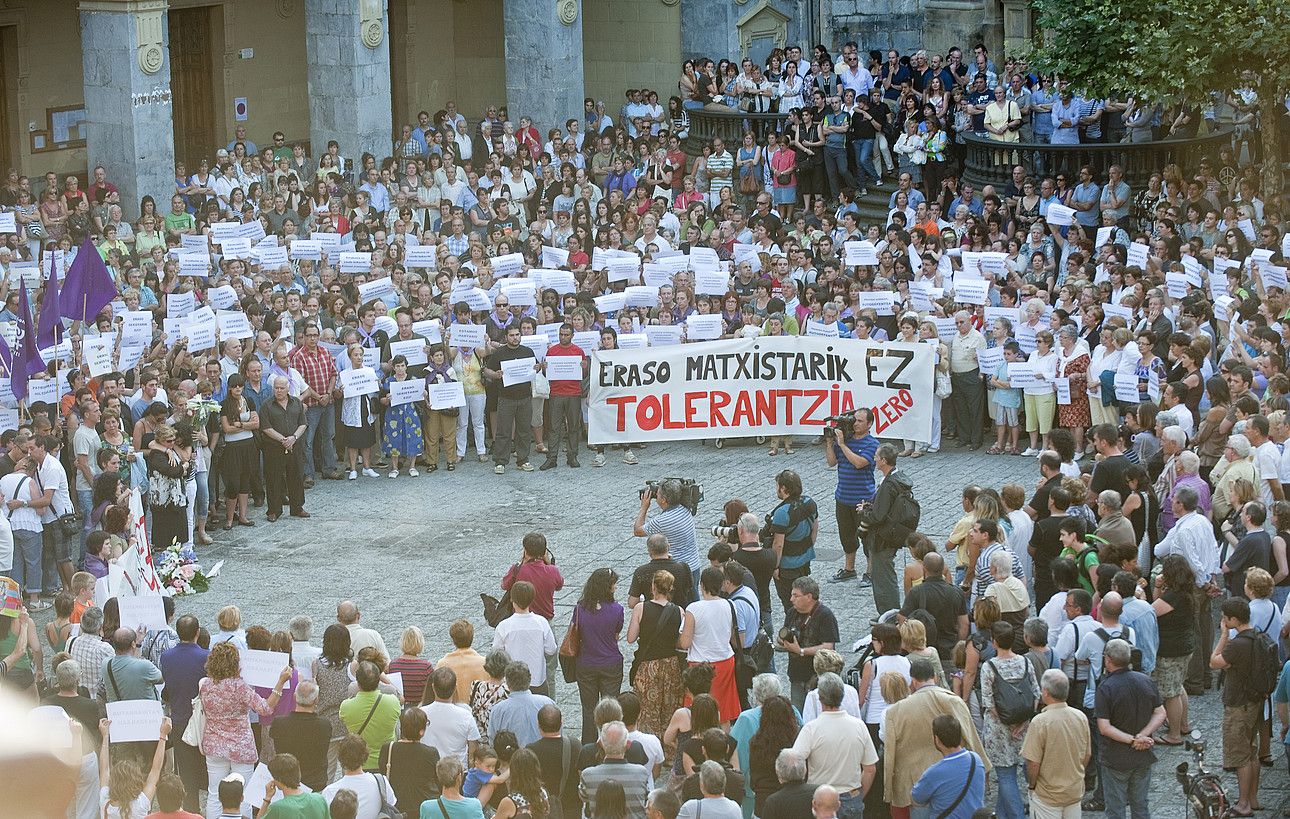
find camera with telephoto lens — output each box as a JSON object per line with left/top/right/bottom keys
{"left": 855, "top": 501, "right": 874, "bottom": 534}
{"left": 825, "top": 413, "right": 856, "bottom": 431}
{"left": 778, "top": 625, "right": 800, "bottom": 644}
{"left": 640, "top": 478, "right": 704, "bottom": 516}
{"left": 711, "top": 524, "right": 739, "bottom": 545}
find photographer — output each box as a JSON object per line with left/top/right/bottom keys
{"left": 823, "top": 408, "right": 879, "bottom": 585}
{"left": 634, "top": 479, "right": 700, "bottom": 600}
{"left": 501, "top": 532, "right": 564, "bottom": 621}
{"left": 858, "top": 445, "right": 919, "bottom": 614}
{"left": 730, "top": 514, "right": 776, "bottom": 632}
{"left": 778, "top": 576, "right": 839, "bottom": 712}
{"left": 765, "top": 469, "right": 819, "bottom": 616}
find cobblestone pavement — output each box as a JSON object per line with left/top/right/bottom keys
{"left": 152, "top": 439, "right": 1286, "bottom": 815}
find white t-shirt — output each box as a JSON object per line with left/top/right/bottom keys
{"left": 685, "top": 598, "right": 735, "bottom": 663}
{"left": 323, "top": 772, "right": 396, "bottom": 819}
{"left": 1255, "top": 440, "right": 1280, "bottom": 506}
{"left": 420, "top": 700, "right": 481, "bottom": 763}
{"left": 99, "top": 788, "right": 150, "bottom": 818}
{"left": 801, "top": 683, "right": 862, "bottom": 723}
{"left": 492, "top": 612, "right": 556, "bottom": 687}
{"left": 0, "top": 472, "right": 41, "bottom": 532}
{"left": 73, "top": 426, "right": 102, "bottom": 493}
{"left": 627, "top": 728, "right": 665, "bottom": 787}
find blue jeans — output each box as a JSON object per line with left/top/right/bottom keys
{"left": 682, "top": 99, "right": 705, "bottom": 111}
{"left": 823, "top": 145, "right": 856, "bottom": 198}
{"left": 853, "top": 138, "right": 879, "bottom": 187}
{"left": 12, "top": 529, "right": 42, "bottom": 595}
{"left": 303, "top": 404, "right": 337, "bottom": 478}
{"left": 995, "top": 764, "right": 1025, "bottom": 819}
{"left": 1101, "top": 761, "right": 1151, "bottom": 818}
{"left": 77, "top": 488, "right": 93, "bottom": 565}
{"left": 194, "top": 471, "right": 209, "bottom": 518}
{"left": 838, "top": 790, "right": 863, "bottom": 819}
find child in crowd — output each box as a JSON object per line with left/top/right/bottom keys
{"left": 463, "top": 744, "right": 509, "bottom": 807}
{"left": 69, "top": 571, "right": 95, "bottom": 624}
{"left": 989, "top": 341, "right": 1023, "bottom": 454}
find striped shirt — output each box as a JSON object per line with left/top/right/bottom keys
{"left": 834, "top": 435, "right": 878, "bottom": 504}
{"left": 706, "top": 151, "right": 734, "bottom": 194}
{"left": 580, "top": 760, "right": 651, "bottom": 819}
{"left": 644, "top": 506, "right": 699, "bottom": 574}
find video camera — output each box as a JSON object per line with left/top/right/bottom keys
{"left": 824, "top": 413, "right": 856, "bottom": 431}
{"left": 640, "top": 478, "right": 703, "bottom": 516}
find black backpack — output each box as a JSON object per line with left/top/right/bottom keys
{"left": 1094, "top": 626, "right": 1142, "bottom": 675}
{"left": 894, "top": 486, "right": 921, "bottom": 532}
{"left": 987, "top": 658, "right": 1037, "bottom": 725}
{"left": 1240, "top": 628, "right": 1281, "bottom": 701}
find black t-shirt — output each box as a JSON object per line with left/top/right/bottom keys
{"left": 899, "top": 577, "right": 966, "bottom": 660}
{"left": 485, "top": 344, "right": 537, "bottom": 400}
{"left": 1029, "top": 515, "right": 1068, "bottom": 596}
{"left": 968, "top": 90, "right": 993, "bottom": 131}
{"left": 378, "top": 740, "right": 440, "bottom": 810}
{"left": 41, "top": 693, "right": 101, "bottom": 746}
{"left": 528, "top": 735, "right": 582, "bottom": 817}
{"left": 731, "top": 545, "right": 777, "bottom": 616}
{"left": 270, "top": 711, "right": 333, "bottom": 792}
{"left": 682, "top": 766, "right": 745, "bottom": 804}
{"left": 577, "top": 739, "right": 649, "bottom": 771}
{"left": 747, "top": 211, "right": 783, "bottom": 237}
{"left": 783, "top": 603, "right": 839, "bottom": 681}
{"left": 1028, "top": 474, "right": 1062, "bottom": 521}
{"left": 763, "top": 782, "right": 817, "bottom": 819}
{"left": 850, "top": 106, "right": 877, "bottom": 140}
{"left": 628, "top": 557, "right": 694, "bottom": 608}
{"left": 1226, "top": 531, "right": 1272, "bottom": 594}
{"left": 1089, "top": 454, "right": 1132, "bottom": 504}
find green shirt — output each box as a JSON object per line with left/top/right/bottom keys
{"left": 338, "top": 690, "right": 400, "bottom": 770}
{"left": 261, "top": 791, "right": 329, "bottom": 819}
{"left": 163, "top": 211, "right": 195, "bottom": 232}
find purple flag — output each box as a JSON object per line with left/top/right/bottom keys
{"left": 11, "top": 282, "right": 46, "bottom": 403}
{"left": 0, "top": 332, "right": 11, "bottom": 381}
{"left": 36, "top": 251, "right": 62, "bottom": 350}
{"left": 60, "top": 236, "right": 117, "bottom": 323}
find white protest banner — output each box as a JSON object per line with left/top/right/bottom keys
{"left": 80, "top": 337, "right": 112, "bottom": 377}
{"left": 216, "top": 311, "right": 254, "bottom": 340}
{"left": 624, "top": 286, "right": 660, "bottom": 308}
{"left": 1260, "top": 264, "right": 1289, "bottom": 292}
{"left": 240, "top": 649, "right": 291, "bottom": 689}
{"left": 501, "top": 357, "right": 536, "bottom": 387}
{"left": 1015, "top": 324, "right": 1038, "bottom": 355}
{"left": 311, "top": 231, "right": 342, "bottom": 248}
{"left": 180, "top": 315, "right": 217, "bottom": 352}
{"left": 1096, "top": 226, "right": 1115, "bottom": 248}
{"left": 589, "top": 337, "right": 933, "bottom": 444}
{"left": 978, "top": 252, "right": 1008, "bottom": 278}
{"left": 448, "top": 323, "right": 487, "bottom": 349}
{"left": 539, "top": 269, "right": 577, "bottom": 294}
{"left": 594, "top": 292, "right": 627, "bottom": 314}
{"left": 388, "top": 338, "right": 429, "bottom": 367}
{"left": 572, "top": 331, "right": 600, "bottom": 353}
{"left": 461, "top": 288, "right": 492, "bottom": 312}
{"left": 844, "top": 240, "right": 879, "bottom": 267}
{"left": 690, "top": 248, "right": 720, "bottom": 272}
{"left": 1165, "top": 271, "right": 1190, "bottom": 299}
{"left": 492, "top": 253, "right": 524, "bottom": 278}
{"left": 644, "top": 325, "right": 682, "bottom": 347}
{"left": 685, "top": 314, "right": 722, "bottom": 341}
{"left": 653, "top": 254, "right": 689, "bottom": 274}
{"left": 167, "top": 290, "right": 196, "bottom": 318}
{"left": 541, "top": 246, "right": 570, "bottom": 269}
{"left": 255, "top": 245, "right": 289, "bottom": 269}
{"left": 239, "top": 220, "right": 267, "bottom": 243}
{"left": 983, "top": 307, "right": 1021, "bottom": 327}
{"left": 546, "top": 355, "right": 583, "bottom": 381}
{"left": 356, "top": 345, "right": 380, "bottom": 370}
{"left": 210, "top": 222, "right": 240, "bottom": 243}
{"left": 180, "top": 233, "right": 207, "bottom": 252}
{"left": 520, "top": 335, "right": 549, "bottom": 362}
{"left": 617, "top": 333, "right": 649, "bottom": 349}
{"left": 405, "top": 245, "right": 436, "bottom": 268}
{"left": 1054, "top": 376, "right": 1072, "bottom": 405}
{"left": 220, "top": 237, "right": 253, "bottom": 260}
{"left": 1045, "top": 203, "right": 1076, "bottom": 226}
{"left": 429, "top": 381, "right": 467, "bottom": 410}
{"left": 340, "top": 367, "right": 379, "bottom": 398}
{"left": 932, "top": 317, "right": 956, "bottom": 342}
{"left": 805, "top": 319, "right": 839, "bottom": 338}
{"left": 0, "top": 212, "right": 16, "bottom": 233}
{"left": 502, "top": 282, "right": 537, "bottom": 308}
{"left": 117, "top": 595, "right": 167, "bottom": 631}
{"left": 642, "top": 264, "right": 673, "bottom": 288}
{"left": 358, "top": 278, "right": 398, "bottom": 306}
{"left": 1114, "top": 371, "right": 1141, "bottom": 403}
{"left": 909, "top": 282, "right": 934, "bottom": 313}
{"left": 178, "top": 252, "right": 210, "bottom": 277}
{"left": 858, "top": 291, "right": 895, "bottom": 316}
{"left": 106, "top": 700, "right": 165, "bottom": 743}
{"left": 1125, "top": 242, "right": 1149, "bottom": 269}
{"left": 208, "top": 285, "right": 239, "bottom": 311}
{"left": 695, "top": 271, "right": 731, "bottom": 296}
{"left": 411, "top": 320, "right": 443, "bottom": 343}
{"left": 953, "top": 278, "right": 990, "bottom": 306}
{"left": 1006, "top": 362, "right": 1038, "bottom": 388}
{"left": 289, "top": 240, "right": 322, "bottom": 261}
{"left": 388, "top": 378, "right": 426, "bottom": 407}
{"left": 26, "top": 377, "right": 58, "bottom": 405}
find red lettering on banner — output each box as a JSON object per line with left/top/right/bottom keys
{"left": 801, "top": 390, "right": 829, "bottom": 424}
{"left": 781, "top": 389, "right": 801, "bottom": 421}
{"left": 608, "top": 396, "right": 636, "bottom": 431}
{"left": 840, "top": 391, "right": 856, "bottom": 414}
{"left": 685, "top": 392, "right": 708, "bottom": 428}
{"left": 754, "top": 390, "right": 777, "bottom": 425}
{"left": 732, "top": 391, "right": 755, "bottom": 426}
{"left": 711, "top": 391, "right": 732, "bottom": 426}
{"left": 871, "top": 389, "right": 914, "bottom": 434}
{"left": 661, "top": 394, "right": 685, "bottom": 429}
{"left": 637, "top": 395, "right": 662, "bottom": 430}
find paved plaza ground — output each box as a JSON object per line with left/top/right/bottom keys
{"left": 154, "top": 439, "right": 1286, "bottom": 814}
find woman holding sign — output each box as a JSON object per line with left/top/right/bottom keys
{"left": 380, "top": 354, "right": 427, "bottom": 476}
{"left": 340, "top": 344, "right": 380, "bottom": 481}
{"left": 219, "top": 375, "right": 260, "bottom": 530}
{"left": 1021, "top": 330, "right": 1059, "bottom": 456}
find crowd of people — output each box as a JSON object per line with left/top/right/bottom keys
{"left": 0, "top": 28, "right": 1287, "bottom": 819}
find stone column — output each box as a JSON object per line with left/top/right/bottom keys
{"left": 79, "top": 0, "right": 176, "bottom": 220}
{"left": 503, "top": 0, "right": 584, "bottom": 133}
{"left": 305, "top": 0, "right": 392, "bottom": 167}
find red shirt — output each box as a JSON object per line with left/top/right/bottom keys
{"left": 289, "top": 344, "right": 337, "bottom": 406}
{"left": 501, "top": 559, "right": 565, "bottom": 620}
{"left": 546, "top": 342, "right": 586, "bottom": 397}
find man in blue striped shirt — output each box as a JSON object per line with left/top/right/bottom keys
{"left": 824, "top": 408, "right": 878, "bottom": 585}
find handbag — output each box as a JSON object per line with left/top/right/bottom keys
{"left": 58, "top": 511, "right": 81, "bottom": 539}
{"left": 558, "top": 607, "right": 581, "bottom": 684}
{"left": 182, "top": 679, "right": 207, "bottom": 751}
{"left": 739, "top": 173, "right": 760, "bottom": 195}
{"left": 370, "top": 772, "right": 404, "bottom": 819}
{"left": 935, "top": 370, "right": 952, "bottom": 399}
{"left": 727, "top": 600, "right": 757, "bottom": 709}
{"left": 532, "top": 372, "right": 551, "bottom": 400}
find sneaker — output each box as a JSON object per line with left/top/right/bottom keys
{"left": 347, "top": 470, "right": 358, "bottom": 481}
{"left": 517, "top": 462, "right": 535, "bottom": 472}
{"left": 28, "top": 599, "right": 51, "bottom": 611}
{"left": 362, "top": 468, "right": 379, "bottom": 478}
{"left": 829, "top": 568, "right": 857, "bottom": 583}
{"left": 1021, "top": 447, "right": 1039, "bottom": 456}
{"left": 408, "top": 468, "right": 419, "bottom": 477}
{"left": 858, "top": 573, "right": 873, "bottom": 588}
{"left": 388, "top": 470, "right": 398, "bottom": 479}
{"left": 859, "top": 188, "right": 869, "bottom": 196}
{"left": 623, "top": 451, "right": 639, "bottom": 465}
{"left": 478, "top": 454, "right": 488, "bottom": 463}
{"left": 593, "top": 453, "right": 606, "bottom": 467}
{"left": 494, "top": 464, "right": 505, "bottom": 474}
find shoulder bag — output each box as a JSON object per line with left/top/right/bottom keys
{"left": 356, "top": 693, "right": 385, "bottom": 736}
{"left": 369, "top": 771, "right": 404, "bottom": 819}
{"left": 182, "top": 677, "right": 208, "bottom": 751}
{"left": 935, "top": 754, "right": 978, "bottom": 819}
{"left": 558, "top": 607, "right": 581, "bottom": 684}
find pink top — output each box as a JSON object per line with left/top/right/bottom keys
{"left": 199, "top": 677, "right": 274, "bottom": 764}
{"left": 770, "top": 148, "right": 796, "bottom": 188}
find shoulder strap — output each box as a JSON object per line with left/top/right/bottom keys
{"left": 384, "top": 740, "right": 395, "bottom": 778}
{"left": 559, "top": 733, "right": 574, "bottom": 795}
{"left": 936, "top": 755, "right": 978, "bottom": 819}
{"left": 356, "top": 693, "right": 383, "bottom": 735}
{"left": 106, "top": 658, "right": 123, "bottom": 701}
{"left": 438, "top": 798, "right": 451, "bottom": 819}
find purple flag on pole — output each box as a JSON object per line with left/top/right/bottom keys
{"left": 11, "top": 282, "right": 46, "bottom": 403}
{"left": 36, "top": 251, "right": 62, "bottom": 350}
{"left": 60, "top": 236, "right": 117, "bottom": 323}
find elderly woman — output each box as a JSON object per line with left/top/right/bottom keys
{"left": 801, "top": 648, "right": 861, "bottom": 721}
{"left": 1088, "top": 326, "right": 1130, "bottom": 430}
{"left": 199, "top": 642, "right": 290, "bottom": 817}
{"left": 1022, "top": 330, "right": 1058, "bottom": 456}
{"left": 469, "top": 648, "right": 512, "bottom": 738}
{"left": 912, "top": 319, "right": 950, "bottom": 456}
{"left": 1055, "top": 324, "right": 1091, "bottom": 454}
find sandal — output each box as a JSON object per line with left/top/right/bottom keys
{"left": 535, "top": 443, "right": 549, "bottom": 454}
{"left": 768, "top": 448, "right": 778, "bottom": 456}
{"left": 1155, "top": 735, "right": 1183, "bottom": 746}
{"left": 784, "top": 447, "right": 795, "bottom": 454}
{"left": 910, "top": 450, "right": 924, "bottom": 458}
{"left": 986, "top": 445, "right": 1003, "bottom": 455}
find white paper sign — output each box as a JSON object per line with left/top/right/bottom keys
{"left": 167, "top": 291, "right": 196, "bottom": 318}
{"left": 256, "top": 245, "right": 289, "bottom": 269}
{"left": 1006, "top": 362, "right": 1038, "bottom": 388}
{"left": 1054, "top": 376, "right": 1072, "bottom": 405}
{"left": 220, "top": 237, "right": 253, "bottom": 260}
{"left": 1125, "top": 242, "right": 1149, "bottom": 269}
{"left": 178, "top": 252, "right": 210, "bottom": 277}
{"left": 208, "top": 285, "right": 238, "bottom": 310}
{"left": 546, "top": 355, "right": 583, "bottom": 381}
{"left": 448, "top": 323, "right": 486, "bottom": 349}
{"left": 501, "top": 357, "right": 537, "bottom": 386}
{"left": 289, "top": 240, "right": 322, "bottom": 261}
{"left": 624, "top": 286, "right": 660, "bottom": 308}
{"left": 340, "top": 366, "right": 380, "bottom": 398}
{"left": 388, "top": 378, "right": 426, "bottom": 406}
{"left": 120, "top": 311, "right": 154, "bottom": 346}
{"left": 685, "top": 314, "right": 723, "bottom": 341}
{"left": 539, "top": 269, "right": 577, "bottom": 294}
{"left": 520, "top": 335, "right": 549, "bottom": 362}
{"left": 695, "top": 271, "right": 731, "bottom": 296}
{"left": 594, "top": 292, "right": 627, "bottom": 314}
{"left": 240, "top": 649, "right": 291, "bottom": 690}
{"left": 0, "top": 212, "right": 16, "bottom": 233}
{"left": 844, "top": 240, "right": 880, "bottom": 266}
{"left": 105, "top": 700, "right": 164, "bottom": 743}
{"left": 858, "top": 291, "right": 896, "bottom": 316}
{"left": 644, "top": 325, "right": 682, "bottom": 347}
{"left": 617, "top": 333, "right": 649, "bottom": 349}
{"left": 572, "top": 331, "right": 600, "bottom": 353}
{"left": 428, "top": 381, "right": 467, "bottom": 410}
{"left": 216, "top": 311, "right": 254, "bottom": 340}
{"left": 1095, "top": 226, "right": 1115, "bottom": 248}
{"left": 606, "top": 257, "right": 640, "bottom": 284}
{"left": 117, "top": 595, "right": 167, "bottom": 631}
{"left": 83, "top": 337, "right": 114, "bottom": 377}
{"left": 388, "top": 338, "right": 429, "bottom": 367}
{"left": 805, "top": 319, "right": 839, "bottom": 338}
{"left": 1046, "top": 203, "right": 1076, "bottom": 226}
{"left": 357, "top": 276, "right": 394, "bottom": 303}
{"left": 405, "top": 245, "right": 436, "bottom": 268}
{"left": 978, "top": 346, "right": 1004, "bottom": 374}
{"left": 541, "top": 246, "right": 570, "bottom": 269}
{"left": 411, "top": 320, "right": 443, "bottom": 343}
{"left": 955, "top": 279, "right": 989, "bottom": 305}
{"left": 492, "top": 253, "right": 524, "bottom": 278}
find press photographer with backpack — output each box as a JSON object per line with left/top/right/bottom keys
{"left": 856, "top": 444, "right": 920, "bottom": 614}
{"left": 1211, "top": 596, "right": 1280, "bottom": 818}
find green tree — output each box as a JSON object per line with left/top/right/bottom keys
{"left": 1031, "top": 0, "right": 1288, "bottom": 195}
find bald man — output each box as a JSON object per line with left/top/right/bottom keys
{"left": 812, "top": 785, "right": 839, "bottom": 819}
{"left": 336, "top": 601, "right": 388, "bottom": 658}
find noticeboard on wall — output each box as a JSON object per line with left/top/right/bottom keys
{"left": 30, "top": 105, "right": 88, "bottom": 153}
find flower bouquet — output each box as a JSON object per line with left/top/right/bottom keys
{"left": 154, "top": 541, "right": 211, "bottom": 596}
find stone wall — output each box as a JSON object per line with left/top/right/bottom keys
{"left": 823, "top": 0, "right": 1002, "bottom": 60}
{"left": 2, "top": 0, "right": 87, "bottom": 177}
{"left": 583, "top": 0, "right": 681, "bottom": 110}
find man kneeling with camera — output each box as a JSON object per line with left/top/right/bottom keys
{"left": 857, "top": 444, "right": 920, "bottom": 614}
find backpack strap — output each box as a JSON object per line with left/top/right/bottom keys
{"left": 936, "top": 755, "right": 978, "bottom": 819}
{"left": 356, "top": 693, "right": 384, "bottom": 735}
